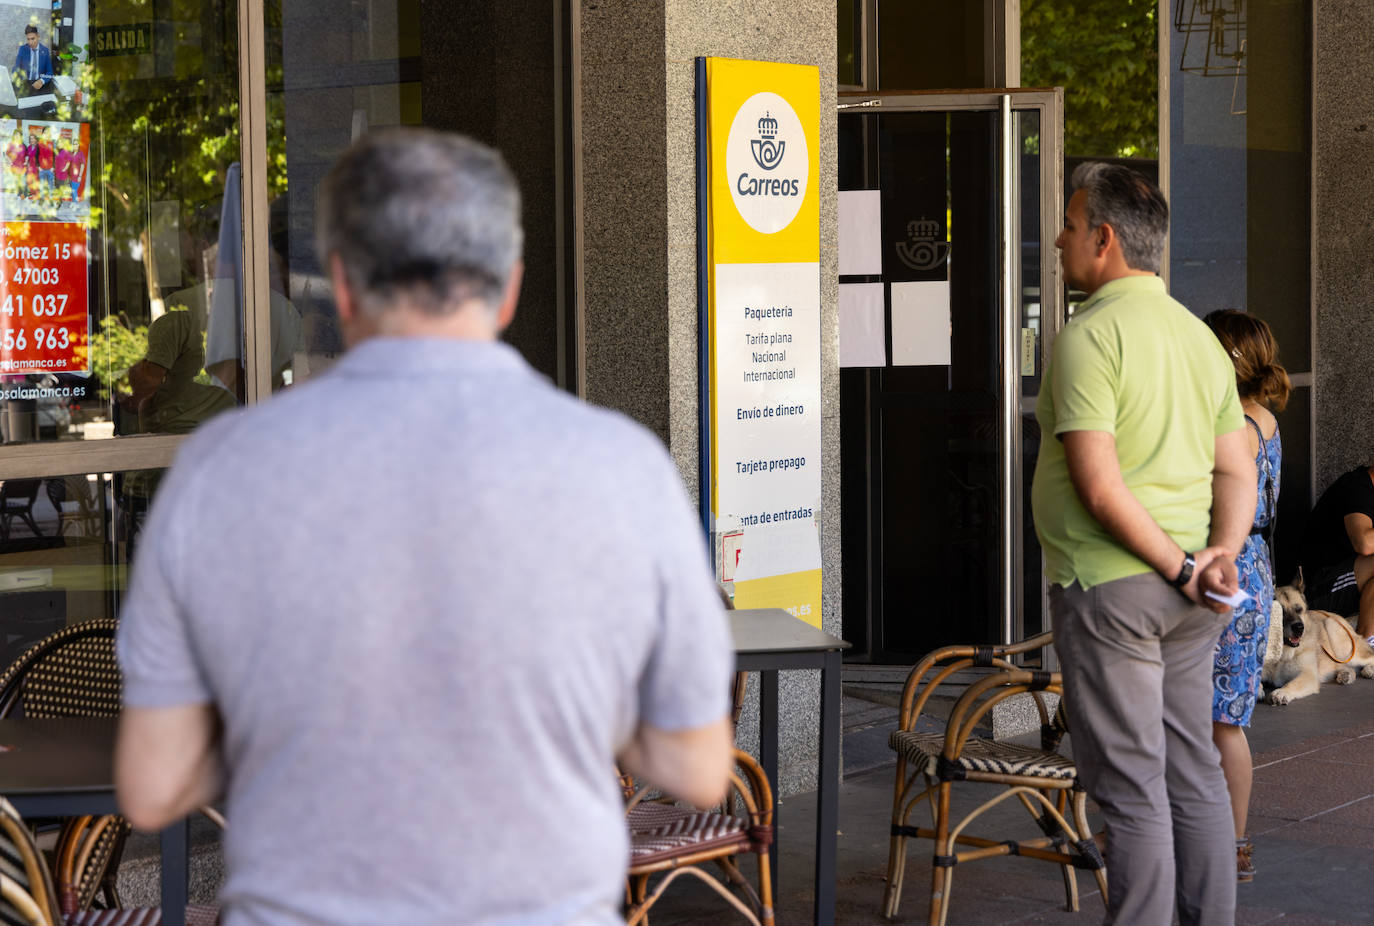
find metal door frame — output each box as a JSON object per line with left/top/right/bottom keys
{"left": 837, "top": 88, "right": 1063, "bottom": 649}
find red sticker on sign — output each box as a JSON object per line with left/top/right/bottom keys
{"left": 0, "top": 221, "right": 88, "bottom": 375}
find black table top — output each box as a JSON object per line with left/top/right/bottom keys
{"left": 0, "top": 717, "right": 116, "bottom": 795}
{"left": 729, "top": 608, "right": 850, "bottom": 655}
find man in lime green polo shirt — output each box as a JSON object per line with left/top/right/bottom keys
{"left": 1031, "top": 162, "right": 1256, "bottom": 926}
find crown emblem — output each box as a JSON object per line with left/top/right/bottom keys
{"left": 751, "top": 112, "right": 785, "bottom": 171}
{"left": 909, "top": 219, "right": 940, "bottom": 239}
{"left": 895, "top": 217, "right": 949, "bottom": 271}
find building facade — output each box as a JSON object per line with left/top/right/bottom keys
{"left": 0, "top": 0, "right": 1357, "bottom": 795}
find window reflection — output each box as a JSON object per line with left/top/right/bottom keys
{"left": 264, "top": 1, "right": 570, "bottom": 389}
{"left": 0, "top": 0, "right": 244, "bottom": 444}
{"left": 0, "top": 467, "right": 156, "bottom": 666}
{"left": 264, "top": 1, "right": 423, "bottom": 391}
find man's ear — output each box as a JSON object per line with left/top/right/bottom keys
{"left": 495, "top": 260, "right": 523, "bottom": 334}
{"left": 330, "top": 254, "right": 376, "bottom": 347}
{"left": 329, "top": 254, "right": 356, "bottom": 325}
{"left": 1094, "top": 222, "right": 1116, "bottom": 258}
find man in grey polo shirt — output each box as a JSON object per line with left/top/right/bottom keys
{"left": 114, "top": 129, "right": 734, "bottom": 925}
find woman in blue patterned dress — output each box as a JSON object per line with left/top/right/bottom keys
{"left": 1206, "top": 310, "right": 1289, "bottom": 883}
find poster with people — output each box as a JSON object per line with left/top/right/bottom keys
{"left": 0, "top": 114, "right": 88, "bottom": 375}
{"left": 1, "top": 118, "right": 89, "bottom": 219}
{"left": 0, "top": 3, "right": 92, "bottom": 377}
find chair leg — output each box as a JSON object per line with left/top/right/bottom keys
{"left": 1037, "top": 788, "right": 1080, "bottom": 912}
{"left": 625, "top": 875, "right": 651, "bottom": 926}
{"left": 1059, "top": 855, "right": 1080, "bottom": 912}
{"left": 710, "top": 853, "right": 773, "bottom": 923}
{"left": 883, "top": 758, "right": 910, "bottom": 919}
{"left": 712, "top": 856, "right": 763, "bottom": 915}
{"left": 757, "top": 850, "right": 775, "bottom": 926}
{"left": 1072, "top": 787, "right": 1109, "bottom": 904}
{"left": 933, "top": 861, "right": 955, "bottom": 926}
{"left": 18, "top": 510, "right": 40, "bottom": 537}
{"left": 928, "top": 781, "right": 952, "bottom": 926}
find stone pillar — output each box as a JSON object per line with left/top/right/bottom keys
{"left": 1314, "top": 0, "right": 1374, "bottom": 489}
{"left": 579, "top": 0, "right": 839, "bottom": 795}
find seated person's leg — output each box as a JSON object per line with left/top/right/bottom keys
{"left": 1355, "top": 555, "right": 1374, "bottom": 638}
{"left": 1307, "top": 556, "right": 1359, "bottom": 611}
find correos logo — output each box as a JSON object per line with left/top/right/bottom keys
{"left": 726, "top": 91, "right": 808, "bottom": 234}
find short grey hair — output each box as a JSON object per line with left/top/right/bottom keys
{"left": 1069, "top": 162, "right": 1168, "bottom": 273}
{"left": 316, "top": 128, "right": 523, "bottom": 317}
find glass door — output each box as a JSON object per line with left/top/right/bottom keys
{"left": 837, "top": 89, "right": 1063, "bottom": 660}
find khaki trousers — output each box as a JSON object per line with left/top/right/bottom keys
{"left": 1051, "top": 573, "right": 1235, "bottom": 925}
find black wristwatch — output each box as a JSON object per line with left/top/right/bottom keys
{"left": 1168, "top": 552, "right": 1196, "bottom": 588}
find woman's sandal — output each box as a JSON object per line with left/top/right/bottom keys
{"left": 1237, "top": 836, "right": 1255, "bottom": 882}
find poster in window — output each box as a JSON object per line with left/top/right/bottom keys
{"left": 0, "top": 3, "right": 92, "bottom": 378}
{"left": 0, "top": 116, "right": 87, "bottom": 374}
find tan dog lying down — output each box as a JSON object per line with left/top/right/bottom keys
{"left": 1263, "top": 583, "right": 1374, "bottom": 705}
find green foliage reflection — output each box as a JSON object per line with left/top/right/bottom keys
{"left": 1022, "top": 0, "right": 1160, "bottom": 160}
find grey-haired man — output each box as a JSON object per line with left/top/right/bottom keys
{"left": 1032, "top": 162, "right": 1256, "bottom": 924}
{"left": 115, "top": 129, "right": 734, "bottom": 925}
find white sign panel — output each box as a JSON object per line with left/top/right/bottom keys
{"left": 713, "top": 260, "right": 822, "bottom": 549}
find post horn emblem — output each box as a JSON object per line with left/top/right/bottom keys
{"left": 750, "top": 112, "right": 785, "bottom": 171}
{"left": 895, "top": 218, "right": 949, "bottom": 271}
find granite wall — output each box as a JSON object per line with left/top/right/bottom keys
{"left": 1313, "top": 0, "right": 1374, "bottom": 490}
{"left": 579, "top": 0, "right": 839, "bottom": 795}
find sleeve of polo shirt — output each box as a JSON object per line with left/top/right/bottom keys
{"left": 638, "top": 446, "right": 734, "bottom": 732}
{"left": 116, "top": 456, "right": 213, "bottom": 709}
{"left": 1214, "top": 385, "right": 1244, "bottom": 436}
{"left": 1050, "top": 323, "right": 1118, "bottom": 435}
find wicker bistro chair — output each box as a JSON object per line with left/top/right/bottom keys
{"left": 623, "top": 747, "right": 775, "bottom": 926}
{"left": 0, "top": 619, "right": 123, "bottom": 720}
{"left": 0, "top": 619, "right": 225, "bottom": 921}
{"left": 0, "top": 619, "right": 128, "bottom": 913}
{"left": 0, "top": 795, "right": 218, "bottom": 926}
{"left": 0, "top": 479, "right": 45, "bottom": 542}
{"left": 883, "top": 632, "right": 1108, "bottom": 926}
{"left": 0, "top": 794, "right": 62, "bottom": 926}
{"left": 53, "top": 814, "right": 222, "bottom": 925}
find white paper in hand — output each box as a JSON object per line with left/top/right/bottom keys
{"left": 1205, "top": 588, "right": 1252, "bottom": 608}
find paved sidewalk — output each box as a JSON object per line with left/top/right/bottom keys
{"left": 651, "top": 677, "right": 1374, "bottom": 924}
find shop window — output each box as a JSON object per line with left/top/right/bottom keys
{"left": 0, "top": 0, "right": 574, "bottom": 525}
{"left": 1022, "top": 0, "right": 1160, "bottom": 162}
{"left": 0, "top": 0, "right": 245, "bottom": 448}
{"left": 837, "top": 0, "right": 860, "bottom": 87}
{"left": 264, "top": 0, "right": 573, "bottom": 392}
{"left": 1166, "top": 0, "right": 1310, "bottom": 580}
{"left": 0, "top": 467, "right": 161, "bottom": 646}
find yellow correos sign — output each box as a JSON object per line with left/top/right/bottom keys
{"left": 707, "top": 59, "right": 821, "bottom": 263}
{"left": 703, "top": 57, "right": 822, "bottom": 627}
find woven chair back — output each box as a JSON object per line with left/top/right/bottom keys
{"left": 0, "top": 796, "right": 58, "bottom": 925}
{"left": 0, "top": 619, "right": 121, "bottom": 719}
{"left": 56, "top": 815, "right": 133, "bottom": 915}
